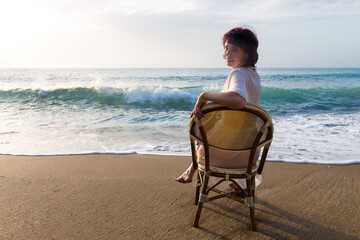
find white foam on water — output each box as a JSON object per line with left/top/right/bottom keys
{"left": 124, "top": 86, "right": 196, "bottom": 104}
{"left": 268, "top": 113, "right": 360, "bottom": 164}
{"left": 2, "top": 110, "right": 359, "bottom": 165}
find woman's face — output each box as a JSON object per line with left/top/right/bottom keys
{"left": 223, "top": 41, "right": 248, "bottom": 68}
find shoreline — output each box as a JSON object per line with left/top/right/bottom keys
{"left": 1, "top": 152, "right": 359, "bottom": 166}
{"left": 1, "top": 154, "right": 359, "bottom": 239}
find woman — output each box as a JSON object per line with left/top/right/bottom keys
{"left": 176, "top": 26, "right": 261, "bottom": 183}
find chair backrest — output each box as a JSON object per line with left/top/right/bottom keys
{"left": 189, "top": 103, "right": 274, "bottom": 174}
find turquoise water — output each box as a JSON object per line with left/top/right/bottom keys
{"left": 1, "top": 68, "right": 359, "bottom": 164}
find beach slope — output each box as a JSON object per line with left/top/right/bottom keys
{"left": 0, "top": 154, "right": 359, "bottom": 239}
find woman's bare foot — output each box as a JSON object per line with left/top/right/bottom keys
{"left": 230, "top": 183, "right": 245, "bottom": 198}
{"left": 175, "top": 171, "right": 192, "bottom": 183}
{"left": 230, "top": 183, "right": 241, "bottom": 192}
{"left": 175, "top": 164, "right": 195, "bottom": 183}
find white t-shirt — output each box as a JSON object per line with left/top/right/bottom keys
{"left": 221, "top": 67, "right": 261, "bottom": 106}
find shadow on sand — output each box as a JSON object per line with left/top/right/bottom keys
{"left": 191, "top": 198, "right": 358, "bottom": 240}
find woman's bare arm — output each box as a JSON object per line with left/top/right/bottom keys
{"left": 200, "top": 91, "right": 246, "bottom": 109}
{"left": 191, "top": 91, "right": 246, "bottom": 119}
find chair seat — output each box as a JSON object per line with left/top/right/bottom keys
{"left": 197, "top": 157, "right": 259, "bottom": 175}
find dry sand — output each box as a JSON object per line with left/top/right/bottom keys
{"left": 0, "top": 154, "right": 359, "bottom": 240}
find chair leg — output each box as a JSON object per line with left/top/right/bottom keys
{"left": 246, "top": 178, "right": 257, "bottom": 231}
{"left": 193, "top": 174, "right": 209, "bottom": 227}
{"left": 252, "top": 177, "right": 256, "bottom": 203}
{"left": 194, "top": 172, "right": 201, "bottom": 205}
{"left": 249, "top": 205, "right": 257, "bottom": 231}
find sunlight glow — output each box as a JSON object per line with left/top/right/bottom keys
{"left": 0, "top": 0, "right": 359, "bottom": 68}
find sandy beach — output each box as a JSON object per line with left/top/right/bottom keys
{"left": 0, "top": 154, "right": 359, "bottom": 240}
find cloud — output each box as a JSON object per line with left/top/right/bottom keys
{"left": 1, "top": 0, "right": 359, "bottom": 67}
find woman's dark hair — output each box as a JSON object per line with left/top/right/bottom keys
{"left": 222, "top": 27, "right": 259, "bottom": 67}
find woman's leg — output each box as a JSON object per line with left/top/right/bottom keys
{"left": 175, "top": 163, "right": 195, "bottom": 183}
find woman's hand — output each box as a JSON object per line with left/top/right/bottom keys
{"left": 190, "top": 93, "right": 208, "bottom": 119}
{"left": 190, "top": 99, "right": 206, "bottom": 119}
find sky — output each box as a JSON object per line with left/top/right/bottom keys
{"left": 0, "top": 0, "right": 359, "bottom": 68}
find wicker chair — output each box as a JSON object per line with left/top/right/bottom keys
{"left": 189, "top": 103, "right": 274, "bottom": 231}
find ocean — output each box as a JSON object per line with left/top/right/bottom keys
{"left": 1, "top": 68, "right": 359, "bottom": 165}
